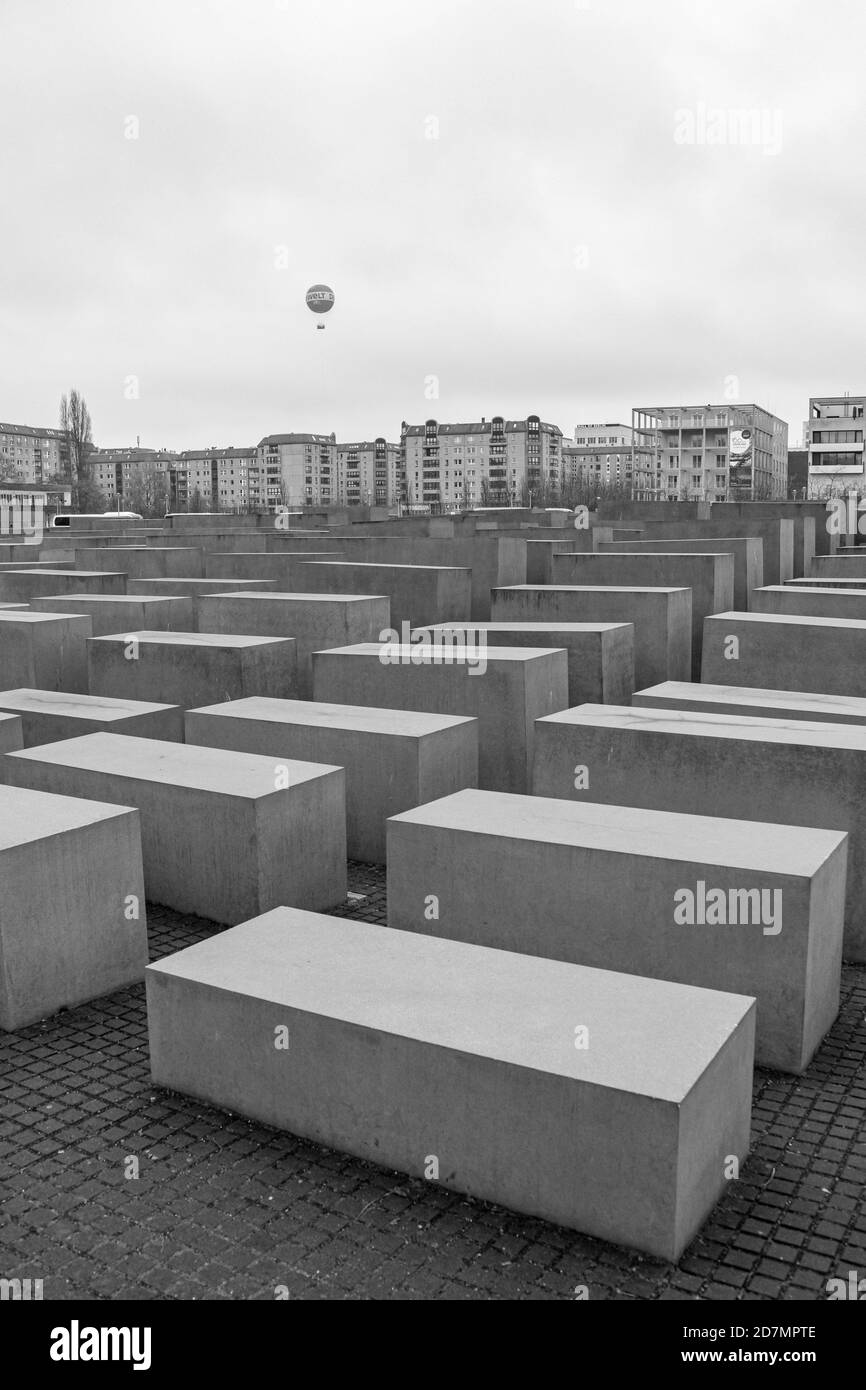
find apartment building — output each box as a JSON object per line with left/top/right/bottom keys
{"left": 334, "top": 438, "right": 402, "bottom": 507}
{"left": 88, "top": 447, "right": 178, "bottom": 507}
{"left": 253, "top": 434, "right": 336, "bottom": 509}
{"left": 565, "top": 423, "right": 635, "bottom": 490}
{"left": 172, "top": 447, "right": 254, "bottom": 511}
{"left": 804, "top": 394, "right": 866, "bottom": 494}
{"left": 0, "top": 422, "right": 70, "bottom": 482}
{"left": 631, "top": 403, "right": 788, "bottom": 501}
{"left": 401, "top": 415, "right": 563, "bottom": 508}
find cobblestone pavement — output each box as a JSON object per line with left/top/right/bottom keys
{"left": 1, "top": 862, "right": 865, "bottom": 1301}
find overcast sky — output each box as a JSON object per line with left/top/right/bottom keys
{"left": 2, "top": 0, "right": 864, "bottom": 450}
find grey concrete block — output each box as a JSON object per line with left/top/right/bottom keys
{"left": 491, "top": 585, "right": 691, "bottom": 689}
{"left": 387, "top": 789, "right": 846, "bottom": 1073}
{"left": 532, "top": 702, "right": 866, "bottom": 961}
{"left": 414, "top": 621, "right": 635, "bottom": 705}
{"left": 0, "top": 733, "right": 347, "bottom": 923}
{"left": 146, "top": 908, "right": 755, "bottom": 1260}
{"left": 185, "top": 697, "right": 478, "bottom": 863}
{"left": 194, "top": 592, "right": 391, "bottom": 696}
{"left": 312, "top": 642, "right": 568, "bottom": 793}
{"left": 550, "top": 551, "right": 733, "bottom": 678}
{"left": 87, "top": 631, "right": 298, "bottom": 708}
{"left": 0, "top": 612, "right": 92, "bottom": 692}
{"left": 701, "top": 611, "right": 866, "bottom": 697}
{"left": 0, "top": 688, "right": 182, "bottom": 745}
{"left": 31, "top": 593, "right": 190, "bottom": 635}
{"left": 0, "top": 784, "right": 147, "bottom": 1030}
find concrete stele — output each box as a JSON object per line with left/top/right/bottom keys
{"left": 0, "top": 733, "right": 347, "bottom": 924}
{"left": 0, "top": 688, "right": 182, "bottom": 745}
{"left": 311, "top": 641, "right": 568, "bottom": 794}
{"left": 386, "top": 788, "right": 846, "bottom": 1073}
{"left": 0, "top": 783, "right": 147, "bottom": 1030}
{"left": 701, "top": 610, "right": 866, "bottom": 697}
{"left": 491, "top": 585, "right": 691, "bottom": 689}
{"left": 532, "top": 702, "right": 866, "bottom": 960}
{"left": 86, "top": 630, "right": 299, "bottom": 708}
{"left": 185, "top": 696, "right": 478, "bottom": 863}
{"left": 146, "top": 908, "right": 755, "bottom": 1260}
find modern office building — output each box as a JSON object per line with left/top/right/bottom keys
{"left": 0, "top": 422, "right": 71, "bottom": 483}
{"left": 631, "top": 403, "right": 788, "bottom": 501}
{"left": 401, "top": 415, "right": 563, "bottom": 508}
{"left": 804, "top": 395, "right": 866, "bottom": 494}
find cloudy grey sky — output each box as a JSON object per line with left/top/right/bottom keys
{"left": 1, "top": 0, "right": 864, "bottom": 449}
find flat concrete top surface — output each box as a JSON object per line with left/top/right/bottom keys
{"left": 189, "top": 697, "right": 477, "bottom": 736}
{"left": 33, "top": 594, "right": 179, "bottom": 605}
{"left": 8, "top": 733, "right": 341, "bottom": 795}
{"left": 425, "top": 621, "right": 633, "bottom": 634}
{"left": 147, "top": 909, "right": 754, "bottom": 1101}
{"left": 557, "top": 551, "right": 725, "bottom": 560}
{"left": 209, "top": 551, "right": 336, "bottom": 557}
{"left": 0, "top": 688, "right": 177, "bottom": 718}
{"left": 321, "top": 642, "right": 564, "bottom": 662}
{"left": 297, "top": 561, "right": 472, "bottom": 575}
{"left": 0, "top": 782, "right": 135, "bottom": 849}
{"left": 708, "top": 609, "right": 866, "bottom": 631}
{"left": 199, "top": 591, "right": 385, "bottom": 604}
{"left": 539, "top": 702, "right": 866, "bottom": 751}
{"left": 131, "top": 578, "right": 273, "bottom": 588}
{"left": 89, "top": 630, "right": 293, "bottom": 650}
{"left": 607, "top": 536, "right": 754, "bottom": 544}
{"left": 0, "top": 611, "right": 87, "bottom": 625}
{"left": 757, "top": 585, "right": 866, "bottom": 596}
{"left": 8, "top": 570, "right": 125, "bottom": 579}
{"left": 391, "top": 788, "right": 845, "bottom": 877}
{"left": 637, "top": 682, "right": 866, "bottom": 719}
{"left": 788, "top": 577, "right": 866, "bottom": 585}
{"left": 496, "top": 585, "right": 690, "bottom": 595}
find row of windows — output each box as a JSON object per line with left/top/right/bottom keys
{"left": 810, "top": 453, "right": 866, "bottom": 469}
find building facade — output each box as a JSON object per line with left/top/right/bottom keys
{"left": 565, "top": 424, "right": 635, "bottom": 491}
{"left": 631, "top": 403, "right": 788, "bottom": 502}
{"left": 401, "top": 415, "right": 563, "bottom": 509}
{"left": 804, "top": 395, "right": 866, "bottom": 495}
{"left": 334, "top": 439, "right": 402, "bottom": 507}
{"left": 171, "top": 448, "right": 254, "bottom": 511}
{"left": 0, "top": 422, "right": 70, "bottom": 483}
{"left": 88, "top": 447, "right": 178, "bottom": 510}
{"left": 253, "top": 434, "right": 336, "bottom": 509}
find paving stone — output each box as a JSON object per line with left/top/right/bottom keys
{"left": 0, "top": 864, "right": 864, "bottom": 1299}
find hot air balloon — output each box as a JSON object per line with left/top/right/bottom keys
{"left": 306, "top": 284, "right": 335, "bottom": 329}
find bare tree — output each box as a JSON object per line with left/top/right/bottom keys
{"left": 123, "top": 465, "right": 171, "bottom": 517}
{"left": 59, "top": 389, "right": 94, "bottom": 507}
